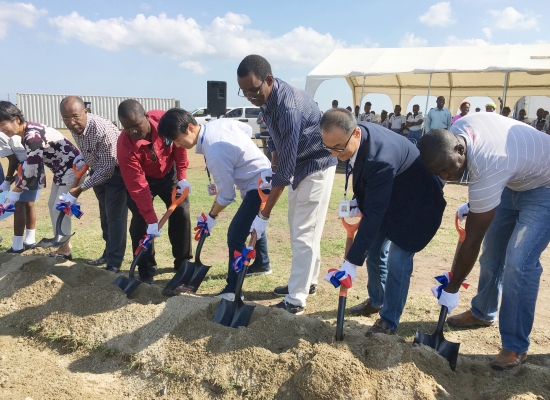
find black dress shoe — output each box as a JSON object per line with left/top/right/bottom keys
{"left": 348, "top": 298, "right": 381, "bottom": 317}
{"left": 273, "top": 284, "right": 317, "bottom": 297}
{"left": 87, "top": 257, "right": 107, "bottom": 266}
{"left": 105, "top": 265, "right": 120, "bottom": 273}
{"left": 24, "top": 243, "right": 36, "bottom": 250}
{"left": 6, "top": 247, "right": 24, "bottom": 254}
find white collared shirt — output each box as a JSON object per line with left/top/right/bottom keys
{"left": 389, "top": 114, "right": 406, "bottom": 130}
{"left": 407, "top": 112, "right": 423, "bottom": 131}
{"left": 359, "top": 112, "right": 376, "bottom": 123}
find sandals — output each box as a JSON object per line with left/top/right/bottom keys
{"left": 47, "top": 252, "right": 73, "bottom": 260}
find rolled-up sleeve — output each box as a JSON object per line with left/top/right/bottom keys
{"left": 271, "top": 108, "right": 301, "bottom": 187}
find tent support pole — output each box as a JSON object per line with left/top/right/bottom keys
{"left": 501, "top": 71, "right": 509, "bottom": 112}
{"left": 359, "top": 75, "right": 366, "bottom": 109}
{"left": 424, "top": 72, "right": 433, "bottom": 116}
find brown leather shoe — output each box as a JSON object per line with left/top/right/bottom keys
{"left": 447, "top": 310, "right": 493, "bottom": 328}
{"left": 348, "top": 298, "right": 381, "bottom": 317}
{"left": 365, "top": 318, "right": 395, "bottom": 337}
{"left": 491, "top": 349, "right": 527, "bottom": 370}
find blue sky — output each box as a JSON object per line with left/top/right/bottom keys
{"left": 1, "top": 0, "right": 549, "bottom": 115}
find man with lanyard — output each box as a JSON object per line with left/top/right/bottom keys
{"left": 424, "top": 96, "right": 451, "bottom": 133}
{"left": 419, "top": 113, "right": 550, "bottom": 370}
{"left": 60, "top": 96, "right": 128, "bottom": 272}
{"left": 359, "top": 102, "right": 375, "bottom": 123}
{"left": 157, "top": 108, "right": 272, "bottom": 299}
{"left": 321, "top": 108, "right": 446, "bottom": 336}
{"left": 117, "top": 100, "right": 191, "bottom": 284}
{"left": 406, "top": 104, "right": 423, "bottom": 143}
{"left": 388, "top": 105, "right": 406, "bottom": 135}
{"left": 237, "top": 54, "right": 337, "bottom": 315}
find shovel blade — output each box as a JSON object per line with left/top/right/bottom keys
{"left": 211, "top": 298, "right": 255, "bottom": 328}
{"left": 212, "top": 298, "right": 235, "bottom": 326}
{"left": 181, "top": 266, "right": 211, "bottom": 293}
{"left": 162, "top": 260, "right": 197, "bottom": 296}
{"left": 53, "top": 233, "right": 74, "bottom": 248}
{"left": 35, "top": 237, "right": 56, "bottom": 248}
{"left": 229, "top": 303, "right": 255, "bottom": 328}
{"left": 111, "top": 275, "right": 142, "bottom": 296}
{"left": 414, "top": 330, "right": 460, "bottom": 371}
{"left": 112, "top": 275, "right": 130, "bottom": 291}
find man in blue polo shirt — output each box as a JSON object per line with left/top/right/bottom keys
{"left": 237, "top": 54, "right": 337, "bottom": 315}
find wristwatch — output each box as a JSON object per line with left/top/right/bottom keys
{"left": 79, "top": 184, "right": 88, "bottom": 192}
{"left": 5, "top": 175, "right": 14, "bottom": 183}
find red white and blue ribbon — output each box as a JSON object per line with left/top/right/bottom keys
{"left": 193, "top": 213, "right": 211, "bottom": 241}
{"left": 0, "top": 203, "right": 18, "bottom": 216}
{"left": 232, "top": 247, "right": 256, "bottom": 273}
{"left": 55, "top": 201, "right": 83, "bottom": 219}
{"left": 135, "top": 234, "right": 154, "bottom": 255}
{"left": 325, "top": 268, "right": 353, "bottom": 289}
{"left": 431, "top": 271, "right": 469, "bottom": 299}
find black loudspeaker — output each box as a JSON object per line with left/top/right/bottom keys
{"left": 207, "top": 81, "right": 227, "bottom": 118}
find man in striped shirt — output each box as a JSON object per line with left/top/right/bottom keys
{"left": 419, "top": 112, "right": 550, "bottom": 370}
{"left": 60, "top": 96, "right": 128, "bottom": 272}
{"left": 237, "top": 54, "right": 337, "bottom": 315}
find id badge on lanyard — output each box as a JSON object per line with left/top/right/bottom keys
{"left": 201, "top": 126, "right": 218, "bottom": 196}
{"left": 338, "top": 160, "right": 353, "bottom": 218}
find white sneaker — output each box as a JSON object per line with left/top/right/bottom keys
{"left": 214, "top": 292, "right": 245, "bottom": 301}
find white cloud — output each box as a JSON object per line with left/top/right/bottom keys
{"left": 0, "top": 1, "right": 47, "bottom": 39}
{"left": 419, "top": 2, "right": 455, "bottom": 27}
{"left": 482, "top": 27, "right": 492, "bottom": 40}
{"left": 179, "top": 61, "right": 210, "bottom": 74}
{"left": 399, "top": 33, "right": 427, "bottom": 48}
{"left": 446, "top": 35, "right": 489, "bottom": 46}
{"left": 489, "top": 7, "right": 538, "bottom": 30}
{"left": 49, "top": 11, "right": 345, "bottom": 68}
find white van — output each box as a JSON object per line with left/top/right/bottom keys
{"left": 191, "top": 107, "right": 234, "bottom": 124}
{"left": 223, "top": 107, "right": 262, "bottom": 135}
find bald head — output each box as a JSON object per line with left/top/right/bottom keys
{"left": 60, "top": 96, "right": 88, "bottom": 134}
{"left": 60, "top": 96, "right": 85, "bottom": 112}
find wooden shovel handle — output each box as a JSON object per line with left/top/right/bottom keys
{"left": 158, "top": 188, "right": 188, "bottom": 229}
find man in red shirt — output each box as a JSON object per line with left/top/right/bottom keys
{"left": 117, "top": 99, "right": 192, "bottom": 284}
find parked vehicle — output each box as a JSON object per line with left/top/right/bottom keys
{"left": 191, "top": 107, "right": 234, "bottom": 124}
{"left": 223, "top": 106, "right": 261, "bottom": 135}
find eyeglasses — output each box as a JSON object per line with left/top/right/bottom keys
{"left": 237, "top": 78, "right": 267, "bottom": 99}
{"left": 322, "top": 129, "right": 355, "bottom": 152}
{"left": 149, "top": 144, "right": 158, "bottom": 162}
{"left": 61, "top": 114, "right": 84, "bottom": 123}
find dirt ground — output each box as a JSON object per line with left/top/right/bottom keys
{"left": 0, "top": 150, "right": 549, "bottom": 399}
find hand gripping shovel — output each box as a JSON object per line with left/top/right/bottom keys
{"left": 112, "top": 187, "right": 188, "bottom": 296}
{"left": 0, "top": 164, "right": 23, "bottom": 222}
{"left": 211, "top": 231, "right": 258, "bottom": 328}
{"left": 335, "top": 216, "right": 362, "bottom": 341}
{"left": 413, "top": 213, "right": 464, "bottom": 371}
{"left": 36, "top": 163, "right": 89, "bottom": 248}
{"left": 162, "top": 178, "right": 271, "bottom": 296}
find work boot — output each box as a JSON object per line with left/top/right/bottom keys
{"left": 491, "top": 349, "right": 527, "bottom": 371}
{"left": 365, "top": 318, "right": 395, "bottom": 337}
{"left": 447, "top": 310, "right": 493, "bottom": 328}
{"left": 273, "top": 284, "right": 317, "bottom": 297}
{"left": 139, "top": 276, "right": 154, "bottom": 285}
{"left": 348, "top": 298, "right": 381, "bottom": 317}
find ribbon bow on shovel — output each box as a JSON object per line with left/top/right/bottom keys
{"left": 193, "top": 213, "right": 211, "bottom": 241}
{"left": 431, "top": 272, "right": 470, "bottom": 299}
{"left": 135, "top": 234, "right": 155, "bottom": 256}
{"left": 0, "top": 203, "right": 18, "bottom": 216}
{"left": 55, "top": 201, "right": 84, "bottom": 219}
{"left": 232, "top": 247, "right": 256, "bottom": 273}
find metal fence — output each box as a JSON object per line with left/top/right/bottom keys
{"left": 16, "top": 93, "right": 179, "bottom": 129}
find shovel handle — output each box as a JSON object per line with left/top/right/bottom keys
{"left": 455, "top": 213, "right": 466, "bottom": 243}
{"left": 72, "top": 163, "right": 89, "bottom": 179}
{"left": 158, "top": 187, "right": 188, "bottom": 229}
{"left": 257, "top": 178, "right": 270, "bottom": 211}
{"left": 436, "top": 305, "right": 449, "bottom": 334}
{"left": 341, "top": 216, "right": 362, "bottom": 239}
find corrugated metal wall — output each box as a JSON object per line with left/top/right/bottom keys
{"left": 16, "top": 93, "right": 178, "bottom": 129}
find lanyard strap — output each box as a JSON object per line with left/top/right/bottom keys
{"left": 344, "top": 160, "right": 353, "bottom": 199}
{"left": 201, "top": 126, "right": 212, "bottom": 184}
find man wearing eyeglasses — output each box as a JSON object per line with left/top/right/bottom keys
{"left": 237, "top": 54, "right": 338, "bottom": 315}
{"left": 321, "top": 108, "right": 446, "bottom": 337}
{"left": 117, "top": 99, "right": 192, "bottom": 284}
{"left": 60, "top": 96, "right": 128, "bottom": 273}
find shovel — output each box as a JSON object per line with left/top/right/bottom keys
{"left": 413, "top": 212, "right": 464, "bottom": 371}
{"left": 36, "top": 163, "right": 89, "bottom": 248}
{"left": 212, "top": 232, "right": 258, "bottom": 328}
{"left": 112, "top": 187, "right": 188, "bottom": 296}
{"left": 335, "top": 216, "right": 362, "bottom": 341}
{"left": 162, "top": 178, "right": 271, "bottom": 296}
{"left": 161, "top": 233, "right": 208, "bottom": 296}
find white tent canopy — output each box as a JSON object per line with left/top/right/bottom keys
{"left": 306, "top": 44, "right": 550, "bottom": 114}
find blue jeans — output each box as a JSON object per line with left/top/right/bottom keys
{"left": 378, "top": 241, "right": 415, "bottom": 331}
{"left": 470, "top": 186, "right": 550, "bottom": 353}
{"left": 408, "top": 130, "right": 422, "bottom": 142}
{"left": 365, "top": 231, "right": 390, "bottom": 308}
{"left": 223, "top": 189, "right": 270, "bottom": 293}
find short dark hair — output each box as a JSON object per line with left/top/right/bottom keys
{"left": 237, "top": 55, "right": 272, "bottom": 80}
{"left": 118, "top": 99, "right": 145, "bottom": 119}
{"left": 157, "top": 108, "right": 198, "bottom": 141}
{"left": 418, "top": 129, "right": 457, "bottom": 166}
{"left": 332, "top": 100, "right": 338, "bottom": 107}
{"left": 365, "top": 102, "right": 371, "bottom": 106}
{"left": 320, "top": 108, "right": 357, "bottom": 134}
{"left": 502, "top": 106, "right": 511, "bottom": 113}
{"left": 0, "top": 101, "right": 25, "bottom": 124}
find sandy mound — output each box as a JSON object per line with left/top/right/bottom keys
{"left": 0, "top": 255, "right": 549, "bottom": 399}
